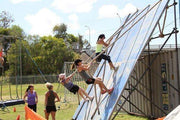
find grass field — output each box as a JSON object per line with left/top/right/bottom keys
{"left": 0, "top": 83, "right": 148, "bottom": 120}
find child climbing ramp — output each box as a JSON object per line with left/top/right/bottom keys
{"left": 59, "top": 72, "right": 94, "bottom": 101}
{"left": 72, "top": 59, "right": 114, "bottom": 94}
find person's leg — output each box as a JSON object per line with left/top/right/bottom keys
{"left": 94, "top": 78, "right": 108, "bottom": 92}
{"left": 45, "top": 106, "right": 50, "bottom": 120}
{"left": 100, "top": 54, "right": 115, "bottom": 69}
{"left": 93, "top": 78, "right": 114, "bottom": 94}
{"left": 96, "top": 78, "right": 105, "bottom": 92}
{"left": 45, "top": 112, "right": 50, "bottom": 120}
{"left": 109, "top": 62, "right": 115, "bottom": 69}
{"left": 28, "top": 105, "right": 33, "bottom": 111}
{"left": 80, "top": 87, "right": 93, "bottom": 100}
{"left": 51, "top": 111, "right": 56, "bottom": 120}
{"left": 96, "top": 53, "right": 102, "bottom": 62}
{"left": 78, "top": 88, "right": 86, "bottom": 100}
{"left": 33, "top": 104, "right": 36, "bottom": 112}
{"left": 95, "top": 77, "right": 114, "bottom": 94}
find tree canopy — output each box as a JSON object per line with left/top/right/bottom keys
{"left": 6, "top": 36, "right": 79, "bottom": 76}
{"left": 53, "top": 23, "right": 67, "bottom": 39}
{"left": 0, "top": 11, "right": 14, "bottom": 28}
{"left": 0, "top": 11, "right": 88, "bottom": 76}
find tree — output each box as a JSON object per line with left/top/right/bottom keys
{"left": 9, "top": 25, "right": 25, "bottom": 38}
{"left": 0, "top": 11, "right": 14, "bottom": 28}
{"left": 0, "top": 25, "right": 25, "bottom": 54}
{"left": 0, "top": 27, "right": 10, "bottom": 35}
{"left": 53, "top": 23, "right": 67, "bottom": 39}
{"left": 26, "top": 35, "right": 40, "bottom": 44}
{"left": 6, "top": 39, "right": 33, "bottom": 76}
{"left": 6, "top": 35, "right": 79, "bottom": 76}
{"left": 67, "top": 34, "right": 78, "bottom": 43}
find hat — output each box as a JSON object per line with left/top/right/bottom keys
{"left": 59, "top": 73, "right": 66, "bottom": 79}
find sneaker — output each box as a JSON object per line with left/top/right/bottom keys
{"left": 108, "top": 87, "right": 114, "bottom": 94}
{"left": 101, "top": 90, "right": 107, "bottom": 94}
{"left": 114, "top": 67, "right": 119, "bottom": 71}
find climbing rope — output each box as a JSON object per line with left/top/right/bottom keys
{"left": 22, "top": 43, "right": 47, "bottom": 83}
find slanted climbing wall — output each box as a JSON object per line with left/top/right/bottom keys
{"left": 73, "top": 0, "right": 170, "bottom": 119}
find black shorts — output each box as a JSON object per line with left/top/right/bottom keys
{"left": 70, "top": 85, "right": 79, "bottom": 94}
{"left": 46, "top": 106, "right": 56, "bottom": 113}
{"left": 96, "top": 52, "right": 112, "bottom": 63}
{"left": 28, "top": 104, "right": 37, "bottom": 112}
{"left": 86, "top": 78, "right": 95, "bottom": 84}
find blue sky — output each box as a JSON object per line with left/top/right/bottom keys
{"left": 0, "top": 0, "right": 179, "bottom": 46}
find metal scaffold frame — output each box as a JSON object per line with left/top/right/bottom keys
{"left": 0, "top": 35, "right": 25, "bottom": 111}
{"left": 0, "top": 35, "right": 23, "bottom": 100}
{"left": 112, "top": 0, "right": 179, "bottom": 119}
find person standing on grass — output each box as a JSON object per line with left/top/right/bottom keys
{"left": 59, "top": 72, "right": 94, "bottom": 101}
{"left": 23, "top": 84, "right": 38, "bottom": 112}
{"left": 44, "top": 82, "right": 60, "bottom": 120}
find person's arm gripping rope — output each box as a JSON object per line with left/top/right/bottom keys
{"left": 65, "top": 72, "right": 76, "bottom": 83}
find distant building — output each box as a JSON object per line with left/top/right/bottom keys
{"left": 121, "top": 44, "right": 180, "bottom": 118}
{"left": 72, "top": 42, "right": 82, "bottom": 53}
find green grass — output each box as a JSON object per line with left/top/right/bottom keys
{"left": 0, "top": 83, "right": 148, "bottom": 120}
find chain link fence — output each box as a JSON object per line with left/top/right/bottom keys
{"left": 0, "top": 62, "right": 99, "bottom": 102}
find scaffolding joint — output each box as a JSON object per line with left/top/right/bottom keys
{"left": 159, "top": 33, "right": 165, "bottom": 38}
{"left": 167, "top": 2, "right": 177, "bottom": 9}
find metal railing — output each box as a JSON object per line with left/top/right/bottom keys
{"left": 144, "top": 44, "right": 180, "bottom": 50}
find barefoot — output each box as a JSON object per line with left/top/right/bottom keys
{"left": 89, "top": 96, "right": 94, "bottom": 101}
{"left": 108, "top": 87, "right": 114, "bottom": 94}
{"left": 84, "top": 98, "right": 88, "bottom": 102}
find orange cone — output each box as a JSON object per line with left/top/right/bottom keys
{"left": 13, "top": 107, "right": 16, "bottom": 112}
{"left": 16, "top": 115, "right": 20, "bottom": 120}
{"left": 156, "top": 116, "right": 166, "bottom": 120}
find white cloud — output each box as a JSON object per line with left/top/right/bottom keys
{"left": 68, "top": 14, "right": 80, "bottom": 30}
{"left": 52, "top": 0, "right": 97, "bottom": 13}
{"left": 99, "top": 5, "right": 119, "bottom": 19}
{"left": 25, "top": 8, "right": 61, "bottom": 36}
{"left": 99, "top": 3, "right": 137, "bottom": 19}
{"left": 10, "top": 0, "right": 41, "bottom": 4}
{"left": 68, "top": 14, "right": 78, "bottom": 22}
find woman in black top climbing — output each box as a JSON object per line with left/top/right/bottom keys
{"left": 72, "top": 59, "right": 114, "bottom": 94}
{"left": 59, "top": 72, "right": 94, "bottom": 101}
{"left": 96, "top": 34, "right": 118, "bottom": 71}
{"left": 44, "top": 82, "right": 60, "bottom": 120}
